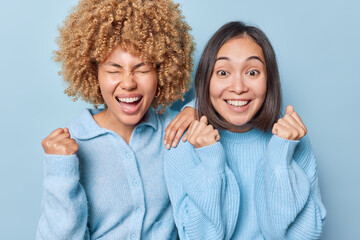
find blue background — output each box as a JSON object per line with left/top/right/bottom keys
{"left": 1, "top": 0, "right": 359, "bottom": 239}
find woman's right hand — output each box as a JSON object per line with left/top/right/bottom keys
{"left": 41, "top": 128, "right": 79, "bottom": 155}
{"left": 185, "top": 116, "right": 220, "bottom": 148}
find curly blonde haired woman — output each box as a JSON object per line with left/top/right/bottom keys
{"left": 36, "top": 0, "right": 195, "bottom": 239}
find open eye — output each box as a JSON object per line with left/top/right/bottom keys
{"left": 217, "top": 70, "right": 229, "bottom": 77}
{"left": 247, "top": 70, "right": 259, "bottom": 76}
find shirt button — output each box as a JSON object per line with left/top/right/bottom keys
{"left": 131, "top": 234, "right": 137, "bottom": 240}
{"left": 126, "top": 152, "right": 132, "bottom": 158}
{"left": 136, "top": 128, "right": 143, "bottom": 133}
{"left": 136, "top": 207, "right": 142, "bottom": 214}
{"left": 133, "top": 179, "right": 139, "bottom": 186}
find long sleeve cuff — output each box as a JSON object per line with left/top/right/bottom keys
{"left": 195, "top": 142, "right": 226, "bottom": 175}
{"left": 164, "top": 141, "right": 226, "bottom": 186}
{"left": 44, "top": 154, "right": 79, "bottom": 178}
{"left": 266, "top": 135, "right": 300, "bottom": 167}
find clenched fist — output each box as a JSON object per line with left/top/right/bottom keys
{"left": 185, "top": 116, "right": 220, "bottom": 148}
{"left": 272, "top": 105, "right": 307, "bottom": 141}
{"left": 41, "top": 128, "right": 79, "bottom": 155}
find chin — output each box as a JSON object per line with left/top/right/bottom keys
{"left": 118, "top": 114, "right": 144, "bottom": 126}
{"left": 226, "top": 117, "right": 249, "bottom": 126}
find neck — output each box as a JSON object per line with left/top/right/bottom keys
{"left": 229, "top": 123, "right": 253, "bottom": 133}
{"left": 93, "top": 109, "right": 135, "bottom": 144}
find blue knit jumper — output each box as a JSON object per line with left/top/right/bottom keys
{"left": 164, "top": 128, "right": 326, "bottom": 240}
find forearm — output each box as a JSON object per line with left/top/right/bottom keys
{"left": 164, "top": 142, "right": 240, "bottom": 240}
{"left": 255, "top": 135, "right": 326, "bottom": 240}
{"left": 36, "top": 154, "right": 89, "bottom": 240}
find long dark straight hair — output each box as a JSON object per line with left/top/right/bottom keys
{"left": 195, "top": 21, "right": 282, "bottom": 131}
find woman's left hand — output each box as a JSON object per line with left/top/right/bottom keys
{"left": 186, "top": 116, "right": 220, "bottom": 149}
{"left": 272, "top": 105, "right": 307, "bottom": 140}
{"left": 164, "top": 107, "right": 196, "bottom": 149}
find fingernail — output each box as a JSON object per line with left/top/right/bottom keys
{"left": 163, "top": 140, "right": 167, "bottom": 145}
{"left": 166, "top": 144, "right": 170, "bottom": 149}
{"left": 172, "top": 142, "right": 177, "bottom": 148}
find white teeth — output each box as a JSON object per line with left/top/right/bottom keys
{"left": 117, "top": 97, "right": 141, "bottom": 103}
{"left": 226, "top": 100, "right": 249, "bottom": 107}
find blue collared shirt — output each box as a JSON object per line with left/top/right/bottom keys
{"left": 36, "top": 108, "right": 180, "bottom": 240}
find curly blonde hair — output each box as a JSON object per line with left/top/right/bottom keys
{"left": 55, "top": 0, "right": 194, "bottom": 110}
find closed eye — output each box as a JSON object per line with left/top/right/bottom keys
{"left": 135, "top": 70, "right": 151, "bottom": 74}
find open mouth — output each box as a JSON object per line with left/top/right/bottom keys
{"left": 226, "top": 99, "right": 250, "bottom": 108}
{"left": 115, "top": 96, "right": 143, "bottom": 113}
{"left": 116, "top": 96, "right": 142, "bottom": 104}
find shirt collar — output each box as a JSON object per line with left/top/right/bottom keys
{"left": 70, "top": 108, "right": 159, "bottom": 140}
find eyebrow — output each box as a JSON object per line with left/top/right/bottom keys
{"left": 104, "top": 62, "right": 147, "bottom": 70}
{"left": 247, "top": 56, "right": 264, "bottom": 64}
{"left": 215, "top": 56, "right": 264, "bottom": 64}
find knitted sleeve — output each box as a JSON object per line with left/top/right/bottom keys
{"left": 255, "top": 135, "right": 326, "bottom": 240}
{"left": 36, "top": 154, "right": 90, "bottom": 240}
{"left": 164, "top": 141, "right": 240, "bottom": 240}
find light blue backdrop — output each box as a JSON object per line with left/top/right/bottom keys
{"left": 1, "top": 0, "right": 359, "bottom": 239}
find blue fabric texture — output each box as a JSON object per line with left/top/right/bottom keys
{"left": 164, "top": 128, "right": 326, "bottom": 240}
{"left": 36, "top": 108, "right": 182, "bottom": 240}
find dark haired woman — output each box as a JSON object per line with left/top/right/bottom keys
{"left": 164, "top": 21, "right": 326, "bottom": 239}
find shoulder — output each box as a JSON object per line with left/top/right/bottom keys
{"left": 67, "top": 108, "right": 105, "bottom": 140}
{"left": 156, "top": 108, "right": 180, "bottom": 128}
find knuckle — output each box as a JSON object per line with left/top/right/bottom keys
{"left": 168, "top": 125, "right": 175, "bottom": 132}
{"left": 294, "top": 131, "right": 299, "bottom": 138}
{"left": 207, "top": 125, "right": 214, "bottom": 130}
{"left": 179, "top": 125, "right": 187, "bottom": 131}
{"left": 300, "top": 129, "right": 306, "bottom": 137}
{"left": 303, "top": 126, "right": 308, "bottom": 134}
{"left": 285, "top": 132, "right": 291, "bottom": 138}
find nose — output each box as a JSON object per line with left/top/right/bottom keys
{"left": 120, "top": 73, "right": 137, "bottom": 90}
{"left": 231, "top": 74, "right": 248, "bottom": 94}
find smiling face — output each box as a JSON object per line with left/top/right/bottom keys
{"left": 209, "top": 37, "right": 267, "bottom": 132}
{"left": 97, "top": 45, "right": 157, "bottom": 132}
